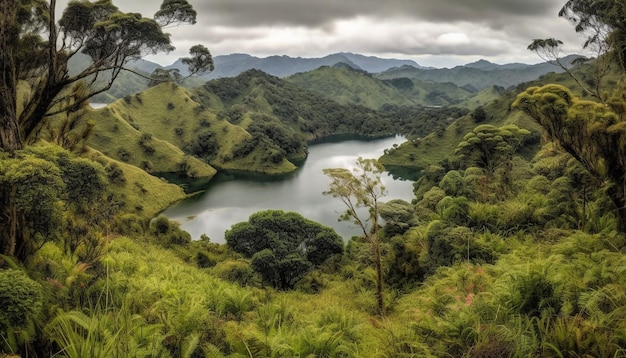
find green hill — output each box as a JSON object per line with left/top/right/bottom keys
{"left": 378, "top": 60, "right": 619, "bottom": 174}
{"left": 7, "top": 51, "right": 626, "bottom": 358}
{"left": 84, "top": 70, "right": 441, "bottom": 182}
{"left": 376, "top": 55, "right": 581, "bottom": 90}
{"left": 286, "top": 65, "right": 476, "bottom": 109}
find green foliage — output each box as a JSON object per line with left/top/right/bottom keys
{"left": 0, "top": 269, "right": 42, "bottom": 329}
{"left": 439, "top": 170, "right": 466, "bottom": 197}
{"left": 425, "top": 220, "right": 495, "bottom": 271}
{"left": 0, "top": 149, "right": 65, "bottom": 260}
{"left": 149, "top": 215, "right": 191, "bottom": 248}
{"left": 497, "top": 266, "right": 561, "bottom": 318}
{"left": 514, "top": 83, "right": 626, "bottom": 231}
{"left": 58, "top": 156, "right": 108, "bottom": 211}
{"left": 225, "top": 210, "right": 344, "bottom": 289}
{"left": 212, "top": 260, "right": 258, "bottom": 287}
{"left": 471, "top": 106, "right": 487, "bottom": 123}
{"left": 0, "top": 269, "right": 42, "bottom": 354}
{"left": 45, "top": 306, "right": 167, "bottom": 358}
{"left": 455, "top": 124, "right": 530, "bottom": 176}
{"left": 379, "top": 199, "right": 414, "bottom": 236}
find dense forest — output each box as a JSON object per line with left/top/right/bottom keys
{"left": 3, "top": 0, "right": 626, "bottom": 357}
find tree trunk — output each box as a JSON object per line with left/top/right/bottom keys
{"left": 374, "top": 234, "right": 384, "bottom": 315}
{"left": 0, "top": 113, "right": 21, "bottom": 152}
{"left": 610, "top": 187, "right": 626, "bottom": 233}
{"left": 0, "top": 0, "right": 21, "bottom": 152}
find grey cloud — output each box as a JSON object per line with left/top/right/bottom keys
{"left": 196, "top": 0, "right": 564, "bottom": 28}
{"left": 55, "top": 0, "right": 583, "bottom": 66}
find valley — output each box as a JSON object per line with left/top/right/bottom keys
{"left": 3, "top": 1, "right": 626, "bottom": 356}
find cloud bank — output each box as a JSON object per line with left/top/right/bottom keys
{"left": 57, "top": 0, "right": 587, "bottom": 67}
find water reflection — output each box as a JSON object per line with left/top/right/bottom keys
{"left": 164, "top": 136, "right": 416, "bottom": 242}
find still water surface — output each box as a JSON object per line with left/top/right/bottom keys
{"left": 164, "top": 136, "right": 415, "bottom": 242}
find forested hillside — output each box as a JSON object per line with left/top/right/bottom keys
{"left": 286, "top": 65, "right": 477, "bottom": 108}
{"left": 79, "top": 69, "right": 469, "bottom": 184}
{"left": 3, "top": 0, "right": 626, "bottom": 357}
{"left": 376, "top": 55, "right": 581, "bottom": 90}
{"left": 91, "top": 52, "right": 579, "bottom": 104}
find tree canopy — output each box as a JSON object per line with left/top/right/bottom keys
{"left": 514, "top": 84, "right": 626, "bottom": 232}
{"left": 559, "top": 0, "right": 626, "bottom": 70}
{"left": 225, "top": 210, "right": 344, "bottom": 290}
{"left": 0, "top": 0, "right": 213, "bottom": 152}
{"left": 455, "top": 124, "right": 529, "bottom": 177}
{"left": 323, "top": 158, "right": 387, "bottom": 314}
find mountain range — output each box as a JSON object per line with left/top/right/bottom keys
{"left": 90, "top": 52, "right": 580, "bottom": 103}
{"left": 163, "top": 52, "right": 427, "bottom": 79}
{"left": 377, "top": 55, "right": 581, "bottom": 90}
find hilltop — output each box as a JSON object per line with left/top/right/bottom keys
{"left": 286, "top": 65, "right": 477, "bottom": 109}
{"left": 92, "top": 52, "right": 580, "bottom": 104}
{"left": 377, "top": 55, "right": 581, "bottom": 90}
{"left": 83, "top": 69, "right": 462, "bottom": 182}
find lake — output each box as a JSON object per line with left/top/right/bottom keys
{"left": 163, "top": 135, "right": 416, "bottom": 242}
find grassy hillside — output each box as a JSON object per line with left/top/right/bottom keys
{"left": 6, "top": 48, "right": 626, "bottom": 357}
{"left": 287, "top": 65, "right": 477, "bottom": 109}
{"left": 87, "top": 101, "right": 217, "bottom": 178}
{"left": 379, "top": 60, "right": 616, "bottom": 172}
{"left": 86, "top": 149, "right": 187, "bottom": 219}
{"left": 375, "top": 57, "right": 578, "bottom": 90}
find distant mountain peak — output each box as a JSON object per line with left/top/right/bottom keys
{"left": 331, "top": 61, "right": 362, "bottom": 70}
{"left": 465, "top": 59, "right": 493, "bottom": 68}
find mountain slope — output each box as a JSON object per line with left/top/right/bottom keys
{"left": 286, "top": 65, "right": 476, "bottom": 109}
{"left": 378, "top": 57, "right": 605, "bottom": 173}
{"left": 377, "top": 55, "right": 582, "bottom": 90}
{"left": 84, "top": 70, "right": 447, "bottom": 182}
{"left": 187, "top": 52, "right": 422, "bottom": 80}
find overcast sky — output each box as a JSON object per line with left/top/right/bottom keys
{"left": 59, "top": 0, "right": 587, "bottom": 68}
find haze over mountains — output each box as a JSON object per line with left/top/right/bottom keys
{"left": 175, "top": 52, "right": 429, "bottom": 79}
{"left": 93, "top": 52, "right": 580, "bottom": 103}
{"left": 151, "top": 52, "right": 579, "bottom": 83}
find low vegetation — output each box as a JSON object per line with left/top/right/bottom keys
{"left": 3, "top": 1, "right": 626, "bottom": 356}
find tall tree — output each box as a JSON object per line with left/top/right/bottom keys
{"left": 455, "top": 124, "right": 529, "bottom": 178}
{"left": 559, "top": 0, "right": 626, "bottom": 71}
{"left": 0, "top": 0, "right": 213, "bottom": 152}
{"left": 527, "top": 0, "right": 626, "bottom": 101}
{"left": 225, "top": 210, "right": 344, "bottom": 290}
{"left": 323, "top": 157, "right": 387, "bottom": 315}
{"left": 514, "top": 84, "right": 626, "bottom": 232}
{"left": 518, "top": 0, "right": 626, "bottom": 233}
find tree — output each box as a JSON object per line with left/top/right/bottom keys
{"left": 514, "top": 84, "right": 626, "bottom": 232}
{"left": 527, "top": 1, "right": 626, "bottom": 101}
{"left": 0, "top": 269, "right": 43, "bottom": 353}
{"left": 559, "top": 0, "right": 626, "bottom": 71}
{"left": 0, "top": 0, "right": 213, "bottom": 152}
{"left": 225, "top": 210, "right": 344, "bottom": 290}
{"left": 323, "top": 157, "right": 387, "bottom": 315}
{"left": 455, "top": 124, "right": 529, "bottom": 178}
{"left": 0, "top": 150, "right": 65, "bottom": 260}
{"left": 378, "top": 199, "right": 414, "bottom": 236}
{"left": 471, "top": 106, "right": 487, "bottom": 123}
{"left": 148, "top": 68, "right": 182, "bottom": 87}
{"left": 527, "top": 38, "right": 610, "bottom": 102}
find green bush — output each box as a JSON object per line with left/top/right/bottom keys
{"left": 149, "top": 215, "right": 191, "bottom": 247}
{"left": 211, "top": 260, "right": 258, "bottom": 287}
{"left": 0, "top": 269, "right": 42, "bottom": 329}
{"left": 225, "top": 210, "right": 343, "bottom": 289}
